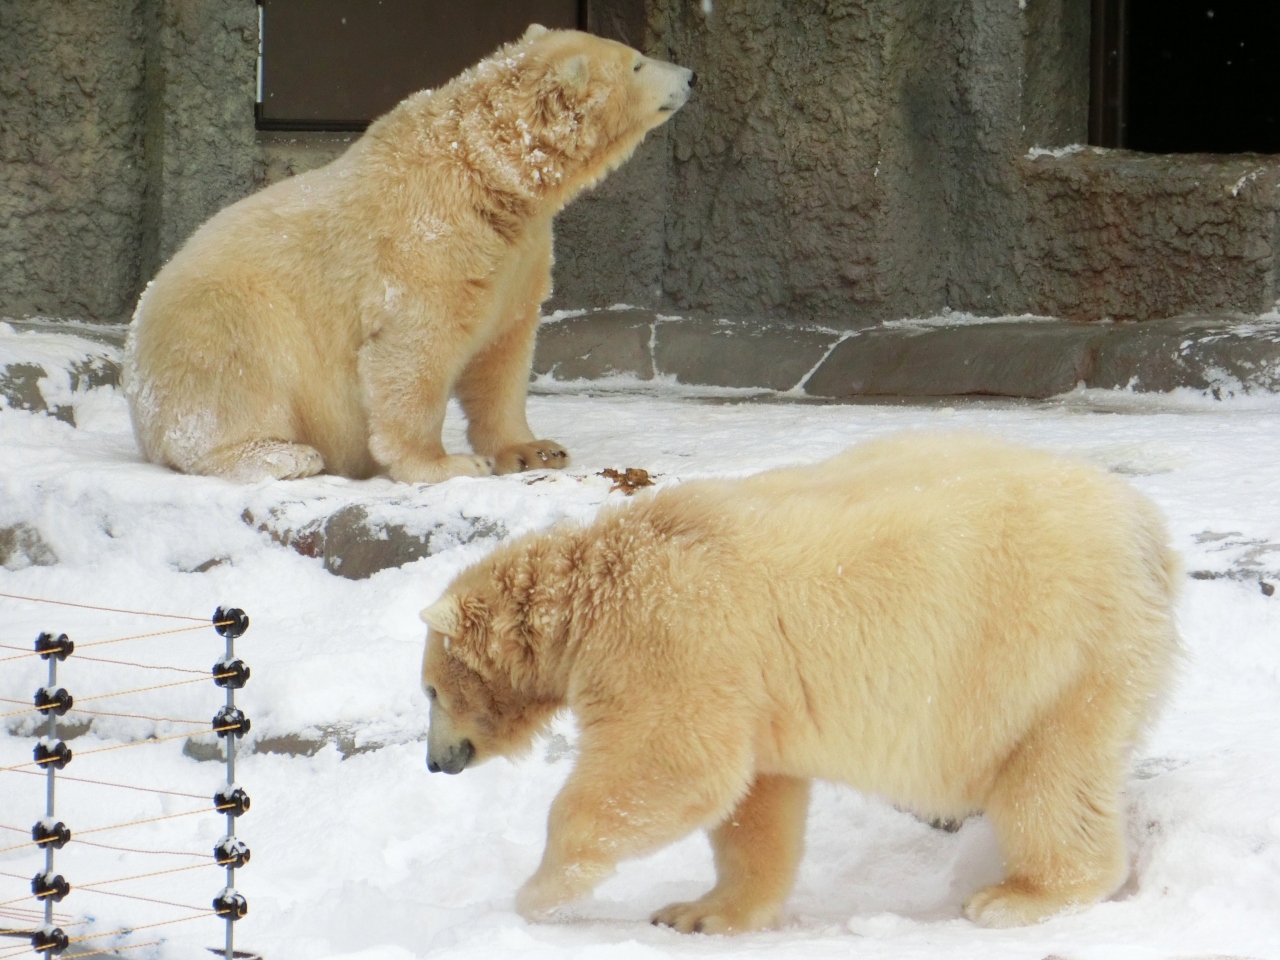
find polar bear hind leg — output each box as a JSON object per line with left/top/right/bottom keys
{"left": 965, "top": 676, "right": 1132, "bottom": 927}
{"left": 192, "top": 439, "right": 325, "bottom": 482}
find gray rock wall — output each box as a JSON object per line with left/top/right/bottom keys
{"left": 3, "top": 0, "right": 1279, "bottom": 329}
{"left": 1020, "top": 151, "right": 1280, "bottom": 321}
{"left": 0, "top": 0, "right": 147, "bottom": 322}
{"left": 650, "top": 0, "right": 1050, "bottom": 326}
{"left": 139, "top": 0, "right": 261, "bottom": 282}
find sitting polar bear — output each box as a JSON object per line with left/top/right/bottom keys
{"left": 419, "top": 433, "right": 1181, "bottom": 932}
{"left": 125, "top": 27, "right": 693, "bottom": 483}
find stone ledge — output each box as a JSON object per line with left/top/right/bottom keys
{"left": 535, "top": 310, "right": 1280, "bottom": 398}
{"left": 5, "top": 313, "right": 1279, "bottom": 431}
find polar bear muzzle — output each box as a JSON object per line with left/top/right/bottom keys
{"left": 427, "top": 737, "right": 474, "bottom": 775}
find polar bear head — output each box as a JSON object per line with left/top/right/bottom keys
{"left": 418, "top": 549, "right": 571, "bottom": 773}
{"left": 446, "top": 26, "right": 695, "bottom": 203}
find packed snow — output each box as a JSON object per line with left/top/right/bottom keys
{"left": 1, "top": 328, "right": 1279, "bottom": 960}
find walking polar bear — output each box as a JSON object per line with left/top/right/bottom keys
{"left": 419, "top": 433, "right": 1181, "bottom": 931}
{"left": 125, "top": 27, "right": 693, "bottom": 482}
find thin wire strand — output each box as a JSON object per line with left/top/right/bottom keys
{"left": 0, "top": 895, "right": 80, "bottom": 917}
{"left": 62, "top": 938, "right": 164, "bottom": 959}
{"left": 75, "top": 674, "right": 217, "bottom": 705}
{"left": 53, "top": 707, "right": 208, "bottom": 725}
{"left": 76, "top": 806, "right": 210, "bottom": 837}
{"left": 0, "top": 895, "right": 82, "bottom": 916}
{"left": 67, "top": 911, "right": 215, "bottom": 945}
{"left": 69, "top": 655, "right": 208, "bottom": 675}
{"left": 80, "top": 885, "right": 207, "bottom": 911}
{"left": 0, "top": 904, "right": 71, "bottom": 921}
{"left": 79, "top": 623, "right": 231, "bottom": 650}
{"left": 1, "top": 703, "right": 209, "bottom": 725}
{"left": 0, "top": 592, "right": 207, "bottom": 622}
{"left": 78, "top": 862, "right": 213, "bottom": 891}
{"left": 72, "top": 838, "right": 212, "bottom": 859}
{"left": 0, "top": 726, "right": 217, "bottom": 773}
{"left": 3, "top": 767, "right": 209, "bottom": 801}
{"left": 73, "top": 725, "right": 238, "bottom": 762}
{"left": 0, "top": 622, "right": 232, "bottom": 665}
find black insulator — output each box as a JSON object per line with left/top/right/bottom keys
{"left": 212, "top": 888, "right": 248, "bottom": 920}
{"left": 213, "top": 607, "right": 250, "bottom": 640}
{"left": 31, "top": 873, "right": 70, "bottom": 902}
{"left": 31, "top": 821, "right": 70, "bottom": 849}
{"left": 213, "top": 706, "right": 250, "bottom": 739}
{"left": 33, "top": 741, "right": 71, "bottom": 770}
{"left": 34, "top": 688, "right": 73, "bottom": 717}
{"left": 34, "top": 633, "right": 73, "bottom": 662}
{"left": 214, "top": 785, "right": 251, "bottom": 817}
{"left": 31, "top": 925, "right": 68, "bottom": 955}
{"left": 213, "top": 658, "right": 250, "bottom": 689}
{"left": 214, "top": 836, "right": 251, "bottom": 867}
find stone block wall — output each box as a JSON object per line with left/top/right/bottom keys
{"left": 1019, "top": 150, "right": 1280, "bottom": 321}
{"left": 2, "top": 0, "right": 1279, "bottom": 328}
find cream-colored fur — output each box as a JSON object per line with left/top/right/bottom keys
{"left": 124, "top": 26, "right": 692, "bottom": 482}
{"left": 419, "top": 432, "right": 1181, "bottom": 932}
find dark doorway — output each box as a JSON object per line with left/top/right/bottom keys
{"left": 1090, "top": 0, "right": 1280, "bottom": 153}
{"left": 258, "top": 0, "right": 585, "bottom": 131}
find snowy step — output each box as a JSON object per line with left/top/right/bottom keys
{"left": 0, "top": 320, "right": 124, "bottom": 425}
{"left": 243, "top": 502, "right": 506, "bottom": 581}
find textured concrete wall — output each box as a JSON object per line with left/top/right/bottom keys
{"left": 139, "top": 0, "right": 261, "bottom": 283}
{"left": 1020, "top": 151, "right": 1280, "bottom": 321}
{"left": 0, "top": 0, "right": 260, "bottom": 324}
{"left": 5, "top": 0, "right": 1280, "bottom": 329}
{"left": 0, "top": 0, "right": 147, "bottom": 322}
{"left": 650, "top": 0, "right": 1045, "bottom": 327}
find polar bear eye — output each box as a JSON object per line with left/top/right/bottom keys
{"left": 633, "top": 62, "right": 643, "bottom": 72}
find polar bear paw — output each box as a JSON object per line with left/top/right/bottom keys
{"left": 493, "top": 440, "right": 570, "bottom": 475}
{"left": 194, "top": 440, "right": 325, "bottom": 482}
{"left": 651, "top": 897, "right": 779, "bottom": 935}
{"left": 963, "top": 881, "right": 1084, "bottom": 928}
{"left": 388, "top": 454, "right": 494, "bottom": 484}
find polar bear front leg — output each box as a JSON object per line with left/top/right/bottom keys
{"left": 456, "top": 306, "right": 569, "bottom": 475}
{"left": 517, "top": 722, "right": 752, "bottom": 922}
{"left": 359, "top": 325, "right": 494, "bottom": 483}
{"left": 652, "top": 775, "right": 810, "bottom": 934}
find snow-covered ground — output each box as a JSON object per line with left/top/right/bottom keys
{"left": 1, "top": 336, "right": 1279, "bottom": 959}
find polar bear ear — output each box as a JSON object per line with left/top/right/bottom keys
{"left": 420, "top": 595, "right": 463, "bottom": 637}
{"left": 557, "top": 54, "right": 591, "bottom": 95}
{"left": 522, "top": 23, "right": 549, "bottom": 42}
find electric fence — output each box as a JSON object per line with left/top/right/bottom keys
{"left": 0, "top": 596, "right": 257, "bottom": 960}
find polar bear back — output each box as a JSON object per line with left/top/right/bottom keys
{"left": 598, "top": 433, "right": 1180, "bottom": 817}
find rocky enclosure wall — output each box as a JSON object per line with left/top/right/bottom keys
{"left": 2, "top": 0, "right": 1278, "bottom": 326}
{"left": 0, "top": 0, "right": 147, "bottom": 322}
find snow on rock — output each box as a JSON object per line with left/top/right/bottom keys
{"left": 0, "top": 359, "right": 1278, "bottom": 959}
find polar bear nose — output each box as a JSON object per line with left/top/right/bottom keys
{"left": 427, "top": 738, "right": 475, "bottom": 775}
{"left": 688, "top": 71, "right": 697, "bottom": 88}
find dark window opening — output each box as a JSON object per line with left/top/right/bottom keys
{"left": 1090, "top": 0, "right": 1280, "bottom": 153}
{"left": 257, "top": 0, "right": 586, "bottom": 131}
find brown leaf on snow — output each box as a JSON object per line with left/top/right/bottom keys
{"left": 598, "top": 467, "right": 655, "bottom": 495}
